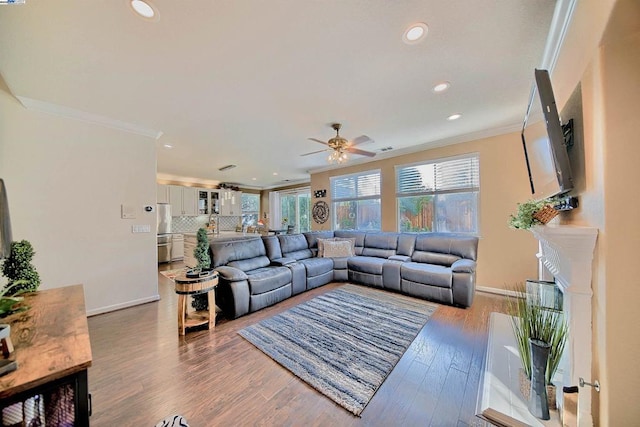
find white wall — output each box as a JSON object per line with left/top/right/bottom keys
{"left": 0, "top": 89, "right": 159, "bottom": 315}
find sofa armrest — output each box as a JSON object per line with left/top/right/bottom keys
{"left": 271, "top": 257, "right": 297, "bottom": 266}
{"left": 452, "top": 259, "right": 476, "bottom": 273}
{"left": 215, "top": 266, "right": 248, "bottom": 282}
{"left": 388, "top": 255, "right": 411, "bottom": 262}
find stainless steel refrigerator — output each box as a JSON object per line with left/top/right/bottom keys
{"left": 157, "top": 203, "right": 172, "bottom": 263}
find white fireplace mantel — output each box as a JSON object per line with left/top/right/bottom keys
{"left": 530, "top": 224, "right": 598, "bottom": 427}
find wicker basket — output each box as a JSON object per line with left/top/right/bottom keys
{"left": 533, "top": 205, "right": 559, "bottom": 224}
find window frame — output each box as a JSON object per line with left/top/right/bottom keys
{"left": 241, "top": 192, "right": 260, "bottom": 227}
{"left": 395, "top": 153, "right": 480, "bottom": 234}
{"left": 330, "top": 169, "right": 382, "bottom": 231}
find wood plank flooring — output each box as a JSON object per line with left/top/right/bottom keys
{"left": 87, "top": 263, "right": 507, "bottom": 426}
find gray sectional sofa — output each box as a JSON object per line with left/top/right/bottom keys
{"left": 210, "top": 230, "right": 478, "bottom": 320}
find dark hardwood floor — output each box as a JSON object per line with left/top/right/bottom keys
{"left": 87, "top": 263, "right": 507, "bottom": 426}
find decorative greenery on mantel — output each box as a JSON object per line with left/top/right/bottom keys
{"left": 508, "top": 198, "right": 558, "bottom": 230}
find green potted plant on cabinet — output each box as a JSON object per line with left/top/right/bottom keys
{"left": 0, "top": 240, "right": 41, "bottom": 318}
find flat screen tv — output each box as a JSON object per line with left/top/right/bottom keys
{"left": 521, "top": 69, "right": 573, "bottom": 200}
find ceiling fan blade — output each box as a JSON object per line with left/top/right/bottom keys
{"left": 347, "top": 147, "right": 376, "bottom": 157}
{"left": 300, "top": 149, "right": 329, "bottom": 157}
{"left": 308, "top": 138, "right": 329, "bottom": 146}
{"left": 351, "top": 135, "right": 374, "bottom": 146}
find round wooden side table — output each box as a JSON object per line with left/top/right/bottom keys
{"left": 174, "top": 270, "right": 219, "bottom": 335}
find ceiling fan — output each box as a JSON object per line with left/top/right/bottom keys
{"left": 302, "top": 123, "right": 376, "bottom": 163}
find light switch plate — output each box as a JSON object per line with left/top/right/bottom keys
{"left": 132, "top": 225, "right": 151, "bottom": 233}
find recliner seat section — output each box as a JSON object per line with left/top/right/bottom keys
{"left": 210, "top": 230, "right": 479, "bottom": 320}
{"left": 400, "top": 233, "right": 479, "bottom": 307}
{"left": 276, "top": 234, "right": 334, "bottom": 291}
{"left": 211, "top": 237, "right": 293, "bottom": 319}
{"left": 346, "top": 232, "right": 399, "bottom": 288}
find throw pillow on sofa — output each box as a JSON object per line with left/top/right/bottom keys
{"left": 321, "top": 240, "right": 355, "bottom": 258}
{"left": 317, "top": 237, "right": 356, "bottom": 257}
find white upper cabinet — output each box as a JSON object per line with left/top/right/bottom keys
{"left": 219, "top": 190, "right": 241, "bottom": 216}
{"left": 169, "top": 185, "right": 198, "bottom": 216}
{"left": 157, "top": 184, "right": 169, "bottom": 204}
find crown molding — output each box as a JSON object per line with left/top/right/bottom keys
{"left": 16, "top": 96, "right": 163, "bottom": 140}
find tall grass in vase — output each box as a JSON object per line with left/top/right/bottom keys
{"left": 508, "top": 284, "right": 568, "bottom": 407}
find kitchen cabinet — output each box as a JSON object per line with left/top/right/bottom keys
{"left": 198, "top": 189, "right": 220, "bottom": 216}
{"left": 157, "top": 183, "right": 169, "bottom": 204}
{"left": 171, "top": 234, "right": 184, "bottom": 261}
{"left": 183, "top": 238, "right": 197, "bottom": 268}
{"left": 219, "top": 190, "right": 241, "bottom": 216}
{"left": 169, "top": 185, "right": 198, "bottom": 216}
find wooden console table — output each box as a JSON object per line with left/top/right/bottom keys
{"left": 175, "top": 271, "right": 219, "bottom": 335}
{"left": 0, "top": 285, "right": 92, "bottom": 426}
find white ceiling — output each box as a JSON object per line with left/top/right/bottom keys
{"left": 0, "top": 0, "right": 558, "bottom": 189}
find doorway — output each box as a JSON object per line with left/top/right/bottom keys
{"left": 279, "top": 189, "right": 311, "bottom": 233}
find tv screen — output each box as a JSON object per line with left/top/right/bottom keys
{"left": 521, "top": 69, "right": 573, "bottom": 200}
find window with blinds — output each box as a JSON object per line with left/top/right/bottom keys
{"left": 396, "top": 154, "right": 479, "bottom": 234}
{"left": 330, "top": 170, "right": 381, "bottom": 231}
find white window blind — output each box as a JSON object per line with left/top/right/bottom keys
{"left": 331, "top": 171, "right": 381, "bottom": 200}
{"left": 397, "top": 155, "right": 479, "bottom": 195}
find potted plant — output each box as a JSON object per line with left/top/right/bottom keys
{"left": 0, "top": 281, "right": 30, "bottom": 318}
{"left": 508, "top": 198, "right": 559, "bottom": 230}
{"left": 508, "top": 284, "right": 568, "bottom": 417}
{"left": 1, "top": 240, "right": 41, "bottom": 294}
{"left": 191, "top": 228, "right": 212, "bottom": 312}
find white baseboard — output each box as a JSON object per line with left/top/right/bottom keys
{"left": 87, "top": 294, "right": 160, "bottom": 317}
{"left": 476, "top": 286, "right": 519, "bottom": 298}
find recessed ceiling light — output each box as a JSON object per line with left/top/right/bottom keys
{"left": 447, "top": 113, "right": 462, "bottom": 121}
{"left": 433, "top": 82, "right": 451, "bottom": 93}
{"left": 130, "top": 0, "right": 158, "bottom": 20}
{"left": 252, "top": 177, "right": 257, "bottom": 181}
{"left": 403, "top": 23, "right": 428, "bottom": 44}
{"left": 163, "top": 144, "right": 173, "bottom": 149}
{"left": 272, "top": 172, "right": 278, "bottom": 176}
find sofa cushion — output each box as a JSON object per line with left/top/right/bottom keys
{"left": 401, "top": 262, "right": 452, "bottom": 288}
{"left": 317, "top": 237, "right": 356, "bottom": 257}
{"left": 246, "top": 266, "right": 291, "bottom": 295}
{"left": 278, "top": 234, "right": 313, "bottom": 260}
{"left": 321, "top": 240, "right": 355, "bottom": 258}
{"left": 261, "top": 235, "right": 283, "bottom": 260}
{"left": 361, "top": 232, "right": 398, "bottom": 259}
{"left": 333, "top": 231, "right": 366, "bottom": 255}
{"left": 412, "top": 233, "right": 479, "bottom": 265}
{"left": 298, "top": 257, "right": 334, "bottom": 277}
{"left": 211, "top": 238, "right": 270, "bottom": 270}
{"left": 303, "top": 231, "right": 335, "bottom": 250}
{"left": 397, "top": 233, "right": 417, "bottom": 256}
{"left": 332, "top": 257, "right": 349, "bottom": 270}
{"left": 348, "top": 256, "right": 387, "bottom": 275}
{"left": 228, "top": 255, "right": 272, "bottom": 272}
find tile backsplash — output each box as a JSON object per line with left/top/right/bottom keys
{"left": 171, "top": 215, "right": 241, "bottom": 233}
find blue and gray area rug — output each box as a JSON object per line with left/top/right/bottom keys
{"left": 238, "top": 284, "right": 438, "bottom": 415}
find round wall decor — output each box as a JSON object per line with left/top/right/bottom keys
{"left": 312, "top": 201, "right": 329, "bottom": 224}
